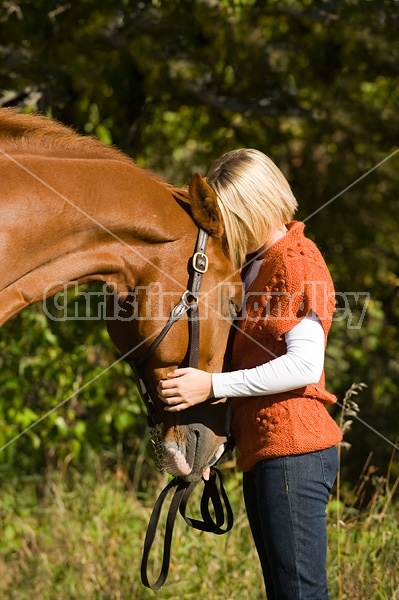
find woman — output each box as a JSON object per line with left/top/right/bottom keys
{"left": 157, "top": 148, "right": 342, "bottom": 600}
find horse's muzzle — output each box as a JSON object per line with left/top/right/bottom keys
{"left": 162, "top": 423, "right": 228, "bottom": 482}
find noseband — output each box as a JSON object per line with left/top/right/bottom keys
{"left": 124, "top": 227, "right": 209, "bottom": 429}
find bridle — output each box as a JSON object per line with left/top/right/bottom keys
{"left": 124, "top": 227, "right": 209, "bottom": 431}
{"left": 123, "top": 227, "right": 234, "bottom": 591}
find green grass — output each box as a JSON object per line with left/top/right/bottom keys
{"left": 0, "top": 464, "right": 263, "bottom": 600}
{"left": 328, "top": 460, "right": 399, "bottom": 600}
{"left": 1, "top": 458, "right": 399, "bottom": 600}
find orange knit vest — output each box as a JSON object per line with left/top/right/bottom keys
{"left": 231, "top": 221, "right": 342, "bottom": 472}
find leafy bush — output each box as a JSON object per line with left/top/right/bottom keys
{"left": 0, "top": 286, "right": 147, "bottom": 477}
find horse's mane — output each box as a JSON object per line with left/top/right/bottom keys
{"left": 0, "top": 108, "right": 135, "bottom": 163}
{"left": 0, "top": 109, "right": 188, "bottom": 198}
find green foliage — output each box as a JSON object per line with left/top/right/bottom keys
{"left": 1, "top": 0, "right": 399, "bottom": 481}
{"left": 0, "top": 463, "right": 399, "bottom": 599}
{"left": 0, "top": 286, "right": 147, "bottom": 476}
{"left": 0, "top": 466, "right": 265, "bottom": 600}
{"left": 1, "top": 3, "right": 399, "bottom": 596}
{"left": 328, "top": 462, "right": 399, "bottom": 600}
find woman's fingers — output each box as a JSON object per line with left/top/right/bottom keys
{"left": 160, "top": 394, "right": 182, "bottom": 405}
{"left": 157, "top": 381, "right": 181, "bottom": 401}
{"left": 157, "top": 379, "right": 174, "bottom": 391}
{"left": 163, "top": 403, "right": 186, "bottom": 412}
{"left": 156, "top": 368, "right": 212, "bottom": 410}
{"left": 157, "top": 387, "right": 178, "bottom": 399}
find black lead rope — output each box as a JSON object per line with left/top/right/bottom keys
{"left": 140, "top": 468, "right": 233, "bottom": 590}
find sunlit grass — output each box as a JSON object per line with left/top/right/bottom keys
{"left": 0, "top": 464, "right": 263, "bottom": 600}
{"left": 0, "top": 456, "right": 398, "bottom": 600}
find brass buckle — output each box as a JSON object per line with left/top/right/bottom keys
{"left": 192, "top": 251, "right": 209, "bottom": 274}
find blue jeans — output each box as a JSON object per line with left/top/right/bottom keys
{"left": 242, "top": 446, "right": 339, "bottom": 600}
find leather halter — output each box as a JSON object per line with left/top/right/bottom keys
{"left": 124, "top": 227, "right": 209, "bottom": 428}
{"left": 122, "top": 227, "right": 234, "bottom": 590}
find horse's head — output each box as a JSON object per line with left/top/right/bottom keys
{"left": 107, "top": 174, "right": 243, "bottom": 481}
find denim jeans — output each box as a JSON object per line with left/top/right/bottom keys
{"left": 242, "top": 446, "right": 339, "bottom": 600}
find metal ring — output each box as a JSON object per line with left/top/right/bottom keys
{"left": 181, "top": 290, "right": 198, "bottom": 306}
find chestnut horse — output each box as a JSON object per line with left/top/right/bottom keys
{"left": 0, "top": 109, "right": 242, "bottom": 481}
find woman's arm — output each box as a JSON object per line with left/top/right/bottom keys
{"left": 212, "top": 312, "right": 324, "bottom": 398}
{"left": 157, "top": 313, "right": 325, "bottom": 412}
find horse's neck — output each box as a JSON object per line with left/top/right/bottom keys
{"left": 0, "top": 155, "right": 191, "bottom": 325}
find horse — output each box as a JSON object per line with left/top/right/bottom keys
{"left": 0, "top": 108, "right": 242, "bottom": 482}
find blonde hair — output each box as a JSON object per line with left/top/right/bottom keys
{"left": 206, "top": 148, "right": 298, "bottom": 268}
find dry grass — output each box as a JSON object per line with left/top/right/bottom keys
{"left": 0, "top": 460, "right": 398, "bottom": 600}
{"left": 1, "top": 385, "right": 398, "bottom": 599}
{"left": 0, "top": 466, "right": 264, "bottom": 600}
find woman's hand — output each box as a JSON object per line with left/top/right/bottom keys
{"left": 157, "top": 367, "right": 213, "bottom": 412}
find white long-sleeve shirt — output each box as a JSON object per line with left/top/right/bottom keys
{"left": 211, "top": 312, "right": 325, "bottom": 399}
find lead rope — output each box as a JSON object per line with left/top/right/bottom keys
{"left": 129, "top": 227, "right": 233, "bottom": 589}
{"left": 140, "top": 467, "right": 233, "bottom": 591}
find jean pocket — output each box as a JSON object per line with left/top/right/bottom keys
{"left": 319, "top": 446, "right": 339, "bottom": 491}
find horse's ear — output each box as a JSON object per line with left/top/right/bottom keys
{"left": 188, "top": 173, "right": 224, "bottom": 238}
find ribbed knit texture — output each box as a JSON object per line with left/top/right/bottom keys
{"left": 231, "top": 221, "right": 342, "bottom": 472}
